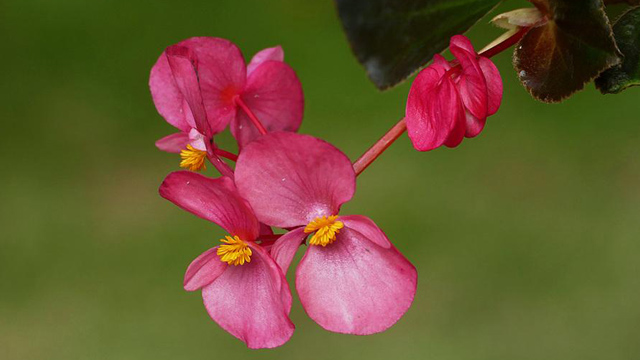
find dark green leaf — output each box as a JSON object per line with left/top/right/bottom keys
{"left": 514, "top": 0, "right": 621, "bottom": 102}
{"left": 604, "top": 0, "right": 640, "bottom": 5}
{"left": 335, "top": 0, "right": 501, "bottom": 90}
{"left": 596, "top": 6, "right": 640, "bottom": 93}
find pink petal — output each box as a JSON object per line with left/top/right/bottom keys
{"left": 149, "top": 51, "right": 191, "bottom": 133}
{"left": 187, "top": 128, "right": 207, "bottom": 151}
{"left": 259, "top": 223, "right": 274, "bottom": 237}
{"left": 165, "top": 45, "right": 212, "bottom": 138}
{"left": 463, "top": 111, "right": 486, "bottom": 139}
{"left": 271, "top": 227, "right": 307, "bottom": 274}
{"left": 478, "top": 57, "right": 503, "bottom": 116}
{"left": 178, "top": 37, "right": 247, "bottom": 134}
{"left": 406, "top": 68, "right": 463, "bottom": 151}
{"left": 155, "top": 132, "right": 189, "bottom": 153}
{"left": 247, "top": 45, "right": 284, "bottom": 75}
{"left": 159, "top": 171, "right": 260, "bottom": 241}
{"left": 231, "top": 61, "right": 304, "bottom": 149}
{"left": 444, "top": 108, "right": 467, "bottom": 147}
{"left": 449, "top": 34, "right": 476, "bottom": 54}
{"left": 235, "top": 132, "right": 355, "bottom": 228}
{"left": 339, "top": 215, "right": 390, "bottom": 249}
{"left": 432, "top": 54, "right": 452, "bottom": 72}
{"left": 449, "top": 35, "right": 488, "bottom": 121}
{"left": 296, "top": 226, "right": 417, "bottom": 335}
{"left": 184, "top": 247, "right": 227, "bottom": 291}
{"left": 202, "top": 244, "right": 294, "bottom": 349}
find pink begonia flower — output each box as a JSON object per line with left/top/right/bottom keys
{"left": 235, "top": 132, "right": 417, "bottom": 335}
{"left": 150, "top": 37, "right": 304, "bottom": 159}
{"left": 405, "top": 35, "right": 502, "bottom": 151}
{"left": 159, "top": 171, "right": 294, "bottom": 349}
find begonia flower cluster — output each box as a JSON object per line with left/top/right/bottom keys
{"left": 151, "top": 34, "right": 502, "bottom": 348}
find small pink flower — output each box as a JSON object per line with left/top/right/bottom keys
{"left": 150, "top": 37, "right": 304, "bottom": 153}
{"left": 159, "top": 171, "right": 294, "bottom": 349}
{"left": 235, "top": 132, "right": 417, "bottom": 335}
{"left": 405, "top": 35, "right": 502, "bottom": 151}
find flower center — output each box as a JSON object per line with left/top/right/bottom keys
{"left": 217, "top": 235, "right": 252, "bottom": 266}
{"left": 304, "top": 215, "right": 344, "bottom": 247}
{"left": 180, "top": 144, "right": 207, "bottom": 171}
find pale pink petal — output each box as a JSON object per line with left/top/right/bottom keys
{"left": 159, "top": 171, "right": 260, "bottom": 240}
{"left": 406, "top": 68, "right": 462, "bottom": 151}
{"left": 247, "top": 46, "right": 284, "bottom": 75}
{"left": 187, "top": 128, "right": 207, "bottom": 151}
{"left": 478, "top": 57, "right": 503, "bottom": 116}
{"left": 165, "top": 45, "right": 212, "bottom": 138}
{"left": 271, "top": 227, "right": 306, "bottom": 274}
{"left": 178, "top": 37, "right": 247, "bottom": 134}
{"left": 235, "top": 132, "right": 355, "bottom": 228}
{"left": 149, "top": 52, "right": 191, "bottom": 132}
{"left": 338, "top": 215, "right": 390, "bottom": 249}
{"left": 449, "top": 35, "right": 488, "bottom": 121}
{"left": 155, "top": 132, "right": 189, "bottom": 153}
{"left": 231, "top": 61, "right": 304, "bottom": 148}
{"left": 184, "top": 247, "right": 227, "bottom": 291}
{"left": 202, "top": 244, "right": 294, "bottom": 349}
{"left": 296, "top": 227, "right": 417, "bottom": 335}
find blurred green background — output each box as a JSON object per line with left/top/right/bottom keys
{"left": 1, "top": 0, "right": 639, "bottom": 359}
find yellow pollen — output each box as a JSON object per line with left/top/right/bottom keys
{"left": 179, "top": 144, "right": 207, "bottom": 172}
{"left": 304, "top": 215, "right": 344, "bottom": 247}
{"left": 217, "top": 235, "right": 252, "bottom": 266}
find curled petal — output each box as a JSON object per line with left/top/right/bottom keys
{"left": 159, "top": 171, "right": 260, "bottom": 241}
{"left": 406, "top": 68, "right": 464, "bottom": 151}
{"left": 236, "top": 132, "right": 355, "bottom": 228}
{"left": 184, "top": 247, "right": 226, "bottom": 291}
{"left": 177, "top": 37, "right": 247, "bottom": 134}
{"left": 462, "top": 111, "right": 486, "bottom": 139}
{"left": 449, "top": 35, "right": 488, "bottom": 121}
{"left": 449, "top": 34, "right": 476, "bottom": 54}
{"left": 296, "top": 226, "right": 417, "bottom": 335}
{"left": 431, "top": 54, "right": 452, "bottom": 73}
{"left": 247, "top": 45, "right": 284, "bottom": 75}
{"left": 478, "top": 57, "right": 502, "bottom": 116}
{"left": 156, "top": 132, "right": 190, "bottom": 153}
{"left": 444, "top": 108, "right": 467, "bottom": 147}
{"left": 271, "top": 227, "right": 307, "bottom": 274}
{"left": 165, "top": 45, "right": 212, "bottom": 138}
{"left": 150, "top": 52, "right": 191, "bottom": 132}
{"left": 202, "top": 244, "right": 294, "bottom": 349}
{"left": 231, "top": 61, "right": 304, "bottom": 148}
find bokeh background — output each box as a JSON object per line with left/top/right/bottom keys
{"left": 2, "top": 0, "right": 639, "bottom": 359}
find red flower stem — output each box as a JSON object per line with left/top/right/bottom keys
{"left": 235, "top": 96, "right": 268, "bottom": 135}
{"left": 352, "top": 118, "right": 407, "bottom": 176}
{"left": 352, "top": 26, "right": 533, "bottom": 177}
{"left": 214, "top": 148, "right": 238, "bottom": 162}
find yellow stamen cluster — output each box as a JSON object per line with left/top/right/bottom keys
{"left": 217, "top": 235, "right": 252, "bottom": 266}
{"left": 180, "top": 144, "right": 207, "bottom": 171}
{"left": 304, "top": 215, "right": 344, "bottom": 247}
